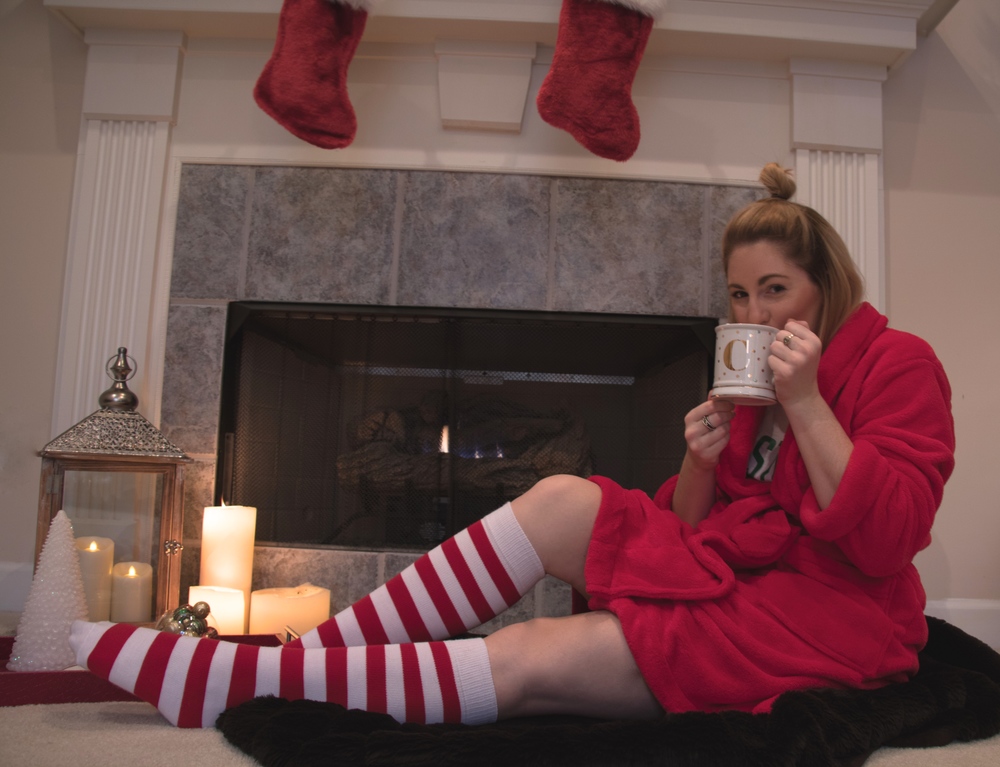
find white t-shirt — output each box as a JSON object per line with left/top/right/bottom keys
{"left": 746, "top": 405, "right": 788, "bottom": 482}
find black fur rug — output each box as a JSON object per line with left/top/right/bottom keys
{"left": 216, "top": 616, "right": 1000, "bottom": 766}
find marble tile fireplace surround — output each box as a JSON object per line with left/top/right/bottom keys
{"left": 162, "top": 163, "right": 756, "bottom": 629}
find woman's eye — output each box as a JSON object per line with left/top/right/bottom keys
{"left": 766, "top": 284, "right": 787, "bottom": 294}
{"left": 730, "top": 290, "right": 747, "bottom": 300}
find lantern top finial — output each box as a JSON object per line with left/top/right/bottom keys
{"left": 41, "top": 348, "right": 190, "bottom": 461}
{"left": 98, "top": 347, "right": 139, "bottom": 412}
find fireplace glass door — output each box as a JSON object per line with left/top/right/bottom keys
{"left": 218, "top": 304, "right": 714, "bottom": 551}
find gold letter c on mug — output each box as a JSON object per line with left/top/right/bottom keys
{"left": 723, "top": 339, "right": 749, "bottom": 371}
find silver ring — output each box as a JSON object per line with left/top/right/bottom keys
{"left": 701, "top": 415, "right": 716, "bottom": 432}
{"left": 782, "top": 333, "right": 795, "bottom": 348}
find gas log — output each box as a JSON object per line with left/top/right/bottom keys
{"left": 337, "top": 394, "right": 593, "bottom": 496}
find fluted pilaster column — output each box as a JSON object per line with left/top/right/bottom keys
{"left": 790, "top": 59, "right": 887, "bottom": 310}
{"left": 52, "top": 29, "right": 185, "bottom": 436}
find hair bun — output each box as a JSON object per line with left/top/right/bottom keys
{"left": 759, "top": 162, "right": 796, "bottom": 200}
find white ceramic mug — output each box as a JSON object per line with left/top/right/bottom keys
{"left": 709, "top": 323, "right": 777, "bottom": 406}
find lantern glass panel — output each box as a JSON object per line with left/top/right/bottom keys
{"left": 62, "top": 470, "right": 163, "bottom": 618}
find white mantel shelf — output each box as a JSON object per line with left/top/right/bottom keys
{"left": 46, "top": 0, "right": 959, "bottom": 69}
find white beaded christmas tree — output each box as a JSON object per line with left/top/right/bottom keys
{"left": 7, "top": 510, "right": 89, "bottom": 671}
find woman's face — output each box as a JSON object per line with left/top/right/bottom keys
{"left": 726, "top": 240, "right": 822, "bottom": 331}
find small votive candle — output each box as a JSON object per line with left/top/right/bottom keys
{"left": 75, "top": 536, "right": 114, "bottom": 621}
{"left": 110, "top": 561, "right": 153, "bottom": 623}
{"left": 188, "top": 585, "right": 246, "bottom": 635}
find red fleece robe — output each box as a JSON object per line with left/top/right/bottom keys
{"left": 585, "top": 303, "right": 955, "bottom": 713}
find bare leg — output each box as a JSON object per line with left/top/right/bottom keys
{"left": 290, "top": 473, "right": 601, "bottom": 650}
{"left": 510, "top": 473, "right": 603, "bottom": 596}
{"left": 486, "top": 610, "right": 663, "bottom": 720}
{"left": 502, "top": 478, "right": 660, "bottom": 719}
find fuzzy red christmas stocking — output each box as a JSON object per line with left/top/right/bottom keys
{"left": 254, "top": 0, "right": 370, "bottom": 149}
{"left": 537, "top": 0, "right": 658, "bottom": 162}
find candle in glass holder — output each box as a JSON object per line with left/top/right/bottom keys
{"left": 188, "top": 585, "right": 246, "bottom": 635}
{"left": 110, "top": 561, "right": 153, "bottom": 622}
{"left": 75, "top": 536, "right": 114, "bottom": 621}
{"left": 200, "top": 503, "right": 256, "bottom": 631}
{"left": 249, "top": 583, "right": 331, "bottom": 636}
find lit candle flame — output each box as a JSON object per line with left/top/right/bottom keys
{"left": 127, "top": 565, "right": 137, "bottom": 577}
{"left": 88, "top": 541, "right": 98, "bottom": 552}
{"left": 439, "top": 425, "right": 449, "bottom": 453}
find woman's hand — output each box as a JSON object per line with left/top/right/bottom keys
{"left": 683, "top": 399, "right": 736, "bottom": 471}
{"left": 768, "top": 319, "right": 854, "bottom": 509}
{"left": 673, "top": 398, "right": 735, "bottom": 526}
{"left": 769, "top": 319, "right": 822, "bottom": 408}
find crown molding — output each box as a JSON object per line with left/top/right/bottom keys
{"left": 44, "top": 0, "right": 960, "bottom": 68}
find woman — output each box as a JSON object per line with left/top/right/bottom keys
{"left": 69, "top": 163, "right": 955, "bottom": 728}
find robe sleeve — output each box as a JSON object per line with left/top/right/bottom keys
{"left": 796, "top": 335, "right": 955, "bottom": 577}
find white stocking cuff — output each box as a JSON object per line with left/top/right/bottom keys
{"left": 597, "top": 0, "right": 668, "bottom": 18}
{"left": 449, "top": 637, "right": 498, "bottom": 725}
{"left": 331, "top": 0, "right": 382, "bottom": 14}
{"left": 69, "top": 620, "right": 112, "bottom": 668}
{"left": 482, "top": 502, "right": 545, "bottom": 595}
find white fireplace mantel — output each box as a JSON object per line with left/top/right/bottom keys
{"left": 46, "top": 0, "right": 958, "bottom": 68}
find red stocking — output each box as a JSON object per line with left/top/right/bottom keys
{"left": 537, "top": 0, "right": 655, "bottom": 162}
{"left": 254, "top": 0, "right": 368, "bottom": 150}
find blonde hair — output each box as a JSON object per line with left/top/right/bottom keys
{"left": 721, "top": 163, "right": 864, "bottom": 346}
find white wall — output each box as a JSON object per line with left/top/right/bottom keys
{"left": 2, "top": 0, "right": 998, "bottom": 630}
{"left": 884, "top": 0, "right": 1000, "bottom": 608}
{"left": 172, "top": 41, "right": 792, "bottom": 182}
{"left": 0, "top": 0, "right": 86, "bottom": 609}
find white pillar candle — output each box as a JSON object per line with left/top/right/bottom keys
{"left": 249, "top": 583, "right": 331, "bottom": 636}
{"left": 200, "top": 504, "right": 256, "bottom": 632}
{"left": 110, "top": 561, "right": 153, "bottom": 623}
{"left": 188, "top": 585, "right": 246, "bottom": 636}
{"left": 75, "top": 536, "right": 114, "bottom": 621}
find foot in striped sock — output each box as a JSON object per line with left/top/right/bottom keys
{"left": 69, "top": 620, "right": 497, "bottom": 728}
{"left": 291, "top": 502, "right": 544, "bottom": 649}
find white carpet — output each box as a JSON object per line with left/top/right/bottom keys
{"left": 0, "top": 701, "right": 258, "bottom": 767}
{"left": 2, "top": 699, "right": 1000, "bottom": 766}
{"left": 865, "top": 736, "right": 1000, "bottom": 766}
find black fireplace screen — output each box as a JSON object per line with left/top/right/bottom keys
{"left": 218, "top": 304, "right": 714, "bottom": 551}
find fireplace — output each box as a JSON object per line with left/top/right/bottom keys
{"left": 218, "top": 303, "right": 713, "bottom": 551}
{"left": 160, "top": 163, "right": 752, "bottom": 622}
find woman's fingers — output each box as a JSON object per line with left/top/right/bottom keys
{"left": 684, "top": 400, "right": 736, "bottom": 463}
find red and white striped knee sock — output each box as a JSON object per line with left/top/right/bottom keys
{"left": 291, "top": 502, "right": 544, "bottom": 649}
{"left": 70, "top": 620, "right": 496, "bottom": 729}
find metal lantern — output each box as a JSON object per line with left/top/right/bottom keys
{"left": 36, "top": 348, "right": 191, "bottom": 622}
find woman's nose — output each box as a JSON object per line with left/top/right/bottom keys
{"left": 747, "top": 301, "right": 769, "bottom": 325}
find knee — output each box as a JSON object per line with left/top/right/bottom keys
{"left": 486, "top": 618, "right": 559, "bottom": 715}
{"left": 528, "top": 474, "right": 601, "bottom": 509}
{"left": 515, "top": 474, "right": 602, "bottom": 539}
{"left": 511, "top": 476, "right": 601, "bottom": 586}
